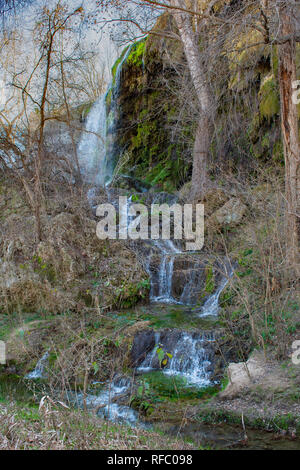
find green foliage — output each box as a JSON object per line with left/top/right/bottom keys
{"left": 139, "top": 371, "right": 219, "bottom": 402}
{"left": 156, "top": 347, "right": 172, "bottom": 368}
{"left": 145, "top": 161, "right": 172, "bottom": 186}
{"left": 259, "top": 74, "right": 280, "bottom": 121}
{"left": 204, "top": 265, "right": 215, "bottom": 295}
{"left": 115, "top": 278, "right": 150, "bottom": 308}
{"left": 127, "top": 39, "right": 146, "bottom": 67}
{"left": 32, "top": 255, "right": 56, "bottom": 284}
{"left": 92, "top": 362, "right": 99, "bottom": 375}
{"left": 219, "top": 287, "right": 236, "bottom": 308}
{"left": 235, "top": 248, "right": 254, "bottom": 278}
{"left": 111, "top": 45, "right": 130, "bottom": 81}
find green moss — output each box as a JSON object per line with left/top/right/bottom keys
{"left": 115, "top": 279, "right": 150, "bottom": 309}
{"left": 111, "top": 45, "right": 130, "bottom": 81}
{"left": 121, "top": 304, "right": 220, "bottom": 330}
{"left": 127, "top": 39, "right": 146, "bottom": 67}
{"left": 219, "top": 287, "right": 236, "bottom": 308}
{"left": 204, "top": 265, "right": 215, "bottom": 295}
{"left": 259, "top": 74, "right": 280, "bottom": 121}
{"left": 132, "top": 120, "right": 158, "bottom": 152}
{"left": 136, "top": 371, "right": 218, "bottom": 402}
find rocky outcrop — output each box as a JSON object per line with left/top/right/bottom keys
{"left": 210, "top": 198, "right": 247, "bottom": 227}
{"left": 219, "top": 351, "right": 291, "bottom": 398}
{"left": 131, "top": 329, "right": 156, "bottom": 367}
{"left": 109, "top": 12, "right": 284, "bottom": 196}
{"left": 148, "top": 254, "right": 229, "bottom": 304}
{"left": 106, "top": 15, "right": 191, "bottom": 193}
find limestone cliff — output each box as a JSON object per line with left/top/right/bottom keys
{"left": 108, "top": 14, "right": 288, "bottom": 193}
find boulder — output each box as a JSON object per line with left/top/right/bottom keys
{"left": 211, "top": 198, "right": 247, "bottom": 227}
{"left": 220, "top": 351, "right": 266, "bottom": 398}
{"left": 131, "top": 329, "right": 156, "bottom": 367}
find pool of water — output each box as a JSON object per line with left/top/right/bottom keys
{"left": 166, "top": 422, "right": 300, "bottom": 450}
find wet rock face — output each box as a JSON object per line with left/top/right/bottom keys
{"left": 131, "top": 328, "right": 215, "bottom": 372}
{"left": 106, "top": 17, "right": 191, "bottom": 191}
{"left": 147, "top": 254, "right": 228, "bottom": 305}
{"left": 131, "top": 329, "right": 156, "bottom": 367}
{"left": 148, "top": 255, "right": 206, "bottom": 302}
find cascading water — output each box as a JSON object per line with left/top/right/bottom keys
{"left": 26, "top": 352, "right": 49, "bottom": 380}
{"left": 137, "top": 331, "right": 215, "bottom": 387}
{"left": 74, "top": 44, "right": 235, "bottom": 427}
{"left": 71, "top": 376, "right": 139, "bottom": 426}
{"left": 78, "top": 45, "right": 134, "bottom": 189}
{"left": 106, "top": 45, "right": 134, "bottom": 181}
{"left": 149, "top": 239, "right": 181, "bottom": 304}
{"left": 77, "top": 42, "right": 234, "bottom": 317}
{"left": 199, "top": 267, "right": 234, "bottom": 317}
{"left": 77, "top": 94, "right": 108, "bottom": 186}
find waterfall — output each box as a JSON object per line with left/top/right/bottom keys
{"left": 199, "top": 266, "right": 234, "bottom": 317}
{"left": 77, "top": 45, "right": 134, "bottom": 188}
{"left": 77, "top": 94, "right": 108, "bottom": 186}
{"left": 106, "top": 45, "right": 134, "bottom": 180}
{"left": 138, "top": 331, "right": 214, "bottom": 387}
{"left": 165, "top": 333, "right": 213, "bottom": 386}
{"left": 74, "top": 44, "right": 236, "bottom": 402}
{"left": 111, "top": 45, "right": 133, "bottom": 103}
{"left": 148, "top": 239, "right": 181, "bottom": 304}
{"left": 25, "top": 352, "right": 49, "bottom": 380}
{"left": 151, "top": 254, "right": 176, "bottom": 304}
{"left": 148, "top": 242, "right": 233, "bottom": 312}
{"left": 76, "top": 44, "right": 233, "bottom": 316}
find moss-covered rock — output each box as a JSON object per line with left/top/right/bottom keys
{"left": 106, "top": 18, "right": 191, "bottom": 192}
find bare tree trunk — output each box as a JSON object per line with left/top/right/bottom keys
{"left": 278, "top": 1, "right": 300, "bottom": 277}
{"left": 34, "top": 31, "right": 54, "bottom": 243}
{"left": 171, "top": 0, "right": 213, "bottom": 200}
{"left": 191, "top": 115, "right": 211, "bottom": 200}
{"left": 60, "top": 32, "right": 82, "bottom": 185}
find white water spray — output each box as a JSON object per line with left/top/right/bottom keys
{"left": 26, "top": 352, "right": 49, "bottom": 380}
{"left": 77, "top": 94, "right": 107, "bottom": 186}
{"left": 138, "top": 332, "right": 214, "bottom": 387}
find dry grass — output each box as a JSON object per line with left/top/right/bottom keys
{"left": 0, "top": 402, "right": 196, "bottom": 450}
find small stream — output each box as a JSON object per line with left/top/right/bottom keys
{"left": 21, "top": 48, "right": 300, "bottom": 450}
{"left": 68, "top": 376, "right": 140, "bottom": 426}
{"left": 166, "top": 422, "right": 300, "bottom": 450}
{"left": 61, "top": 48, "right": 234, "bottom": 430}
{"left": 3, "top": 373, "right": 300, "bottom": 450}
